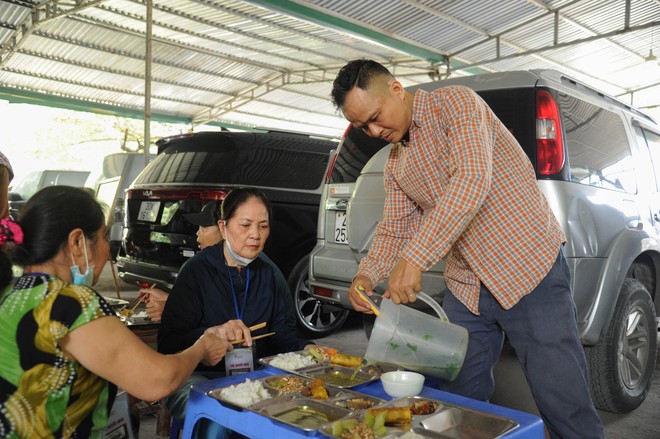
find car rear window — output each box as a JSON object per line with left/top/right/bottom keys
{"left": 134, "top": 133, "right": 336, "bottom": 190}
{"left": 330, "top": 88, "right": 536, "bottom": 184}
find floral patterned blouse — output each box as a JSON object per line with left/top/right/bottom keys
{"left": 0, "top": 274, "right": 116, "bottom": 438}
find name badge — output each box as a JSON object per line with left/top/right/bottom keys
{"left": 225, "top": 347, "right": 254, "bottom": 376}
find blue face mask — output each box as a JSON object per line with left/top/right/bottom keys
{"left": 70, "top": 235, "right": 94, "bottom": 286}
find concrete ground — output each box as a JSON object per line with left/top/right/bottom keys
{"left": 97, "top": 264, "right": 660, "bottom": 438}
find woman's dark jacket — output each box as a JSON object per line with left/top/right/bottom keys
{"left": 158, "top": 242, "right": 311, "bottom": 372}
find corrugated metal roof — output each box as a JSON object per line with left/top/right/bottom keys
{"left": 0, "top": 0, "right": 658, "bottom": 138}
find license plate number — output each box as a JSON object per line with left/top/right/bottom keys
{"left": 334, "top": 211, "right": 347, "bottom": 244}
{"left": 137, "top": 201, "right": 161, "bottom": 222}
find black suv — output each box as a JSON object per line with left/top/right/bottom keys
{"left": 115, "top": 130, "right": 350, "bottom": 336}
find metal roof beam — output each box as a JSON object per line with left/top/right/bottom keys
{"left": 3, "top": 66, "right": 208, "bottom": 108}
{"left": 0, "top": 0, "right": 103, "bottom": 68}
{"left": 453, "top": 20, "right": 659, "bottom": 71}
{"left": 244, "top": 0, "right": 447, "bottom": 65}
{"left": 191, "top": 0, "right": 386, "bottom": 61}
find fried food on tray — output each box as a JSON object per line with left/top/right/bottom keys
{"left": 367, "top": 407, "right": 412, "bottom": 426}
{"left": 330, "top": 353, "right": 364, "bottom": 368}
{"left": 119, "top": 308, "right": 134, "bottom": 317}
{"left": 310, "top": 378, "right": 329, "bottom": 400}
{"left": 409, "top": 399, "right": 440, "bottom": 415}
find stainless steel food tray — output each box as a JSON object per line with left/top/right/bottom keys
{"left": 206, "top": 373, "right": 385, "bottom": 434}
{"left": 294, "top": 364, "right": 379, "bottom": 389}
{"left": 318, "top": 395, "right": 519, "bottom": 439}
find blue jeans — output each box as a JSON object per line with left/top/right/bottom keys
{"left": 440, "top": 249, "right": 604, "bottom": 439}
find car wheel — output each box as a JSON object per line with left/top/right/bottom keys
{"left": 586, "top": 278, "right": 657, "bottom": 413}
{"left": 288, "top": 256, "right": 350, "bottom": 338}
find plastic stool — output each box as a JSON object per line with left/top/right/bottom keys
{"left": 170, "top": 416, "right": 183, "bottom": 439}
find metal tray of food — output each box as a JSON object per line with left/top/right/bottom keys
{"left": 258, "top": 398, "right": 351, "bottom": 432}
{"left": 206, "top": 374, "right": 384, "bottom": 412}
{"left": 294, "top": 364, "right": 379, "bottom": 388}
{"left": 318, "top": 394, "right": 519, "bottom": 439}
{"left": 207, "top": 373, "right": 388, "bottom": 435}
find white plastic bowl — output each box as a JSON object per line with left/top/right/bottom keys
{"left": 380, "top": 371, "right": 425, "bottom": 398}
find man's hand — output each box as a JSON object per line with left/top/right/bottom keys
{"left": 138, "top": 287, "right": 169, "bottom": 322}
{"left": 349, "top": 275, "right": 375, "bottom": 313}
{"left": 385, "top": 258, "right": 422, "bottom": 304}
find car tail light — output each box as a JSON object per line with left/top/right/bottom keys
{"left": 324, "top": 124, "right": 352, "bottom": 183}
{"left": 127, "top": 189, "right": 227, "bottom": 200}
{"left": 536, "top": 90, "right": 565, "bottom": 175}
{"left": 313, "top": 287, "right": 334, "bottom": 298}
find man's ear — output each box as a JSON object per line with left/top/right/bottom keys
{"left": 67, "top": 228, "right": 85, "bottom": 258}
{"left": 388, "top": 79, "right": 405, "bottom": 100}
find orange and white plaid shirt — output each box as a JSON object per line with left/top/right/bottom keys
{"left": 358, "top": 86, "right": 565, "bottom": 314}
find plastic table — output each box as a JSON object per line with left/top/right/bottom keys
{"left": 181, "top": 368, "right": 544, "bottom": 438}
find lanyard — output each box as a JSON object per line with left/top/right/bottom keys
{"left": 226, "top": 265, "right": 250, "bottom": 320}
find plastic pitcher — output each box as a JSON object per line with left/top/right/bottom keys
{"left": 365, "top": 293, "right": 468, "bottom": 381}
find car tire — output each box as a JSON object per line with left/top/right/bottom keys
{"left": 288, "top": 255, "right": 350, "bottom": 338}
{"left": 586, "top": 278, "right": 657, "bottom": 413}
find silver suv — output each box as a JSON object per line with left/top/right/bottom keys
{"left": 309, "top": 69, "right": 659, "bottom": 414}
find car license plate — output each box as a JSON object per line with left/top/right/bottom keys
{"left": 137, "top": 201, "right": 160, "bottom": 222}
{"left": 334, "top": 211, "right": 347, "bottom": 244}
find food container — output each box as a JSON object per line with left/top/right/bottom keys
{"left": 365, "top": 293, "right": 468, "bottom": 381}
{"left": 319, "top": 396, "right": 518, "bottom": 439}
{"left": 295, "top": 364, "right": 379, "bottom": 388}
{"left": 380, "top": 371, "right": 425, "bottom": 398}
{"left": 258, "top": 398, "right": 351, "bottom": 432}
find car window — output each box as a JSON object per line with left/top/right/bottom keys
{"left": 642, "top": 129, "right": 660, "bottom": 192}
{"left": 135, "top": 137, "right": 334, "bottom": 190}
{"left": 557, "top": 94, "right": 635, "bottom": 193}
{"left": 330, "top": 128, "right": 388, "bottom": 183}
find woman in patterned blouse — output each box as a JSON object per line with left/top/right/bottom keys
{"left": 0, "top": 186, "right": 232, "bottom": 438}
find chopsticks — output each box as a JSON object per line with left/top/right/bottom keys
{"left": 126, "top": 283, "right": 156, "bottom": 312}
{"left": 232, "top": 332, "right": 275, "bottom": 345}
{"left": 231, "top": 322, "right": 270, "bottom": 345}
{"left": 248, "top": 322, "right": 267, "bottom": 332}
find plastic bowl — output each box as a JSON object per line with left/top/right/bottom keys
{"left": 380, "top": 371, "right": 425, "bottom": 398}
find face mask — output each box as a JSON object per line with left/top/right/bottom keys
{"left": 70, "top": 235, "right": 94, "bottom": 286}
{"left": 224, "top": 230, "right": 256, "bottom": 267}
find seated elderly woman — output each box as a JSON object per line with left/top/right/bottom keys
{"left": 0, "top": 186, "right": 231, "bottom": 439}
{"left": 138, "top": 200, "right": 297, "bottom": 332}
{"left": 158, "top": 187, "right": 318, "bottom": 432}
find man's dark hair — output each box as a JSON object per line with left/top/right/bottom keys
{"left": 331, "top": 59, "right": 393, "bottom": 109}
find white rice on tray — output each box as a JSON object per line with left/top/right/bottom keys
{"left": 268, "top": 351, "right": 316, "bottom": 371}
{"left": 219, "top": 379, "right": 270, "bottom": 407}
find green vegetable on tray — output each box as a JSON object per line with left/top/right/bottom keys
{"left": 330, "top": 412, "right": 387, "bottom": 438}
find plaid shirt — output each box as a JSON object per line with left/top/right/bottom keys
{"left": 358, "top": 86, "right": 565, "bottom": 314}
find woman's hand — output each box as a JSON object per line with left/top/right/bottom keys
{"left": 205, "top": 320, "right": 251, "bottom": 346}
{"left": 138, "top": 287, "right": 169, "bottom": 322}
{"left": 196, "top": 332, "right": 232, "bottom": 366}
